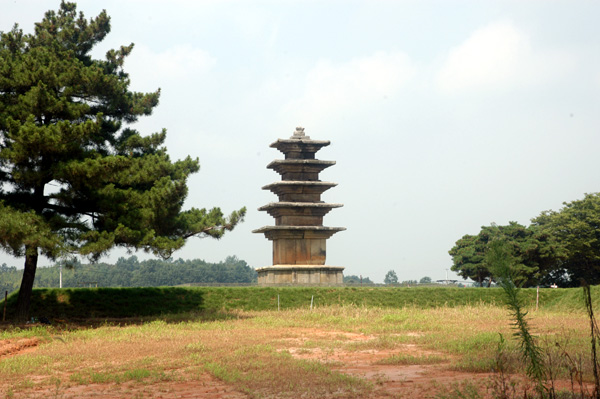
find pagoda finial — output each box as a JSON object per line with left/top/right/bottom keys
{"left": 291, "top": 126, "right": 310, "bottom": 140}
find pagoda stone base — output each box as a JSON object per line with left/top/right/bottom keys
{"left": 257, "top": 265, "right": 344, "bottom": 286}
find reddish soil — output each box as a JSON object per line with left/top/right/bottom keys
{"left": 0, "top": 330, "right": 541, "bottom": 399}
{"left": 17, "top": 379, "right": 249, "bottom": 399}
{"left": 330, "top": 351, "right": 486, "bottom": 397}
{"left": 282, "top": 330, "right": 494, "bottom": 398}
{"left": 0, "top": 337, "right": 40, "bottom": 359}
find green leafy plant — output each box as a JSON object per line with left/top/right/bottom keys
{"left": 487, "top": 240, "right": 547, "bottom": 397}
{"left": 583, "top": 283, "right": 600, "bottom": 398}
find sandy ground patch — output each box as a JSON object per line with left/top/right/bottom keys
{"left": 0, "top": 338, "right": 40, "bottom": 359}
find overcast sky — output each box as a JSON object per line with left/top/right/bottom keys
{"left": 2, "top": 1, "right": 600, "bottom": 283}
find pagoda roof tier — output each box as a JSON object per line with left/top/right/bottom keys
{"left": 252, "top": 226, "right": 346, "bottom": 240}
{"left": 270, "top": 138, "right": 330, "bottom": 159}
{"left": 258, "top": 202, "right": 342, "bottom": 213}
{"left": 258, "top": 202, "right": 342, "bottom": 224}
{"left": 256, "top": 265, "right": 345, "bottom": 272}
{"left": 267, "top": 159, "right": 335, "bottom": 178}
{"left": 259, "top": 201, "right": 342, "bottom": 210}
{"left": 262, "top": 181, "right": 337, "bottom": 195}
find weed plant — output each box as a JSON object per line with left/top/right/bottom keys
{"left": 489, "top": 241, "right": 547, "bottom": 396}
{"left": 437, "top": 242, "right": 600, "bottom": 399}
{"left": 583, "top": 284, "right": 600, "bottom": 398}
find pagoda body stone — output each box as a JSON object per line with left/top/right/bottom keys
{"left": 253, "top": 127, "right": 345, "bottom": 285}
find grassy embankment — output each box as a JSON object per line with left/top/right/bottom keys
{"left": 0, "top": 285, "right": 591, "bottom": 320}
{"left": 1, "top": 286, "right": 599, "bottom": 398}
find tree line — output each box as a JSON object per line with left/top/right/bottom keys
{"left": 343, "top": 275, "right": 374, "bottom": 284}
{"left": 383, "top": 271, "right": 437, "bottom": 286}
{"left": 449, "top": 193, "right": 600, "bottom": 287}
{"left": 0, "top": 255, "right": 257, "bottom": 295}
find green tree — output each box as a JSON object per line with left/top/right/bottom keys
{"left": 449, "top": 229, "right": 493, "bottom": 287}
{"left": 0, "top": 3, "right": 245, "bottom": 319}
{"left": 449, "top": 222, "right": 558, "bottom": 287}
{"left": 0, "top": 255, "right": 257, "bottom": 294}
{"left": 0, "top": 263, "right": 21, "bottom": 295}
{"left": 384, "top": 270, "right": 398, "bottom": 285}
{"left": 532, "top": 193, "right": 600, "bottom": 287}
{"left": 419, "top": 276, "right": 432, "bottom": 284}
{"left": 343, "top": 275, "right": 374, "bottom": 284}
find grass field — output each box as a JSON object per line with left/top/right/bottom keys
{"left": 2, "top": 285, "right": 595, "bottom": 320}
{"left": 1, "top": 286, "right": 599, "bottom": 398}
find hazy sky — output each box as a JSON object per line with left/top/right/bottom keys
{"left": 2, "top": 1, "right": 599, "bottom": 283}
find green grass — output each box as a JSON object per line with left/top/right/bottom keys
{"left": 197, "top": 343, "right": 370, "bottom": 398}
{"left": 375, "top": 353, "right": 448, "bottom": 365}
{"left": 0, "top": 325, "right": 53, "bottom": 340}
{"left": 69, "top": 368, "right": 172, "bottom": 385}
{"left": 2, "top": 285, "right": 592, "bottom": 322}
{"left": 0, "top": 354, "right": 52, "bottom": 375}
{"left": 1, "top": 287, "right": 206, "bottom": 319}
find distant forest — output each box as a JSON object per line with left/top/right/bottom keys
{"left": 0, "top": 256, "right": 257, "bottom": 295}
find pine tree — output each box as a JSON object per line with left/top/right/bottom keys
{"left": 0, "top": 2, "right": 245, "bottom": 319}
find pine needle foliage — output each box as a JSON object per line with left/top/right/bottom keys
{"left": 0, "top": 2, "right": 245, "bottom": 319}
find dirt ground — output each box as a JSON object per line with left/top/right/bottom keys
{"left": 0, "top": 338, "right": 40, "bottom": 359}
{"left": 281, "top": 330, "right": 494, "bottom": 398}
{"left": 0, "top": 329, "right": 500, "bottom": 399}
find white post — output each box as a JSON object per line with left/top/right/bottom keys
{"left": 59, "top": 263, "right": 63, "bottom": 289}
{"left": 536, "top": 286, "right": 539, "bottom": 311}
{"left": 277, "top": 295, "right": 280, "bottom": 311}
{"left": 310, "top": 295, "right": 314, "bottom": 310}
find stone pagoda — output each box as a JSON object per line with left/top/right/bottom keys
{"left": 253, "top": 127, "right": 345, "bottom": 285}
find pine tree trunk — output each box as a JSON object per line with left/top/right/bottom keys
{"left": 15, "top": 246, "right": 39, "bottom": 321}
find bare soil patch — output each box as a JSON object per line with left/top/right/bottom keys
{"left": 1, "top": 306, "right": 592, "bottom": 399}
{"left": 0, "top": 329, "right": 491, "bottom": 399}
{"left": 0, "top": 337, "right": 40, "bottom": 359}
{"left": 282, "top": 328, "right": 491, "bottom": 398}
{"left": 15, "top": 377, "right": 248, "bottom": 399}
